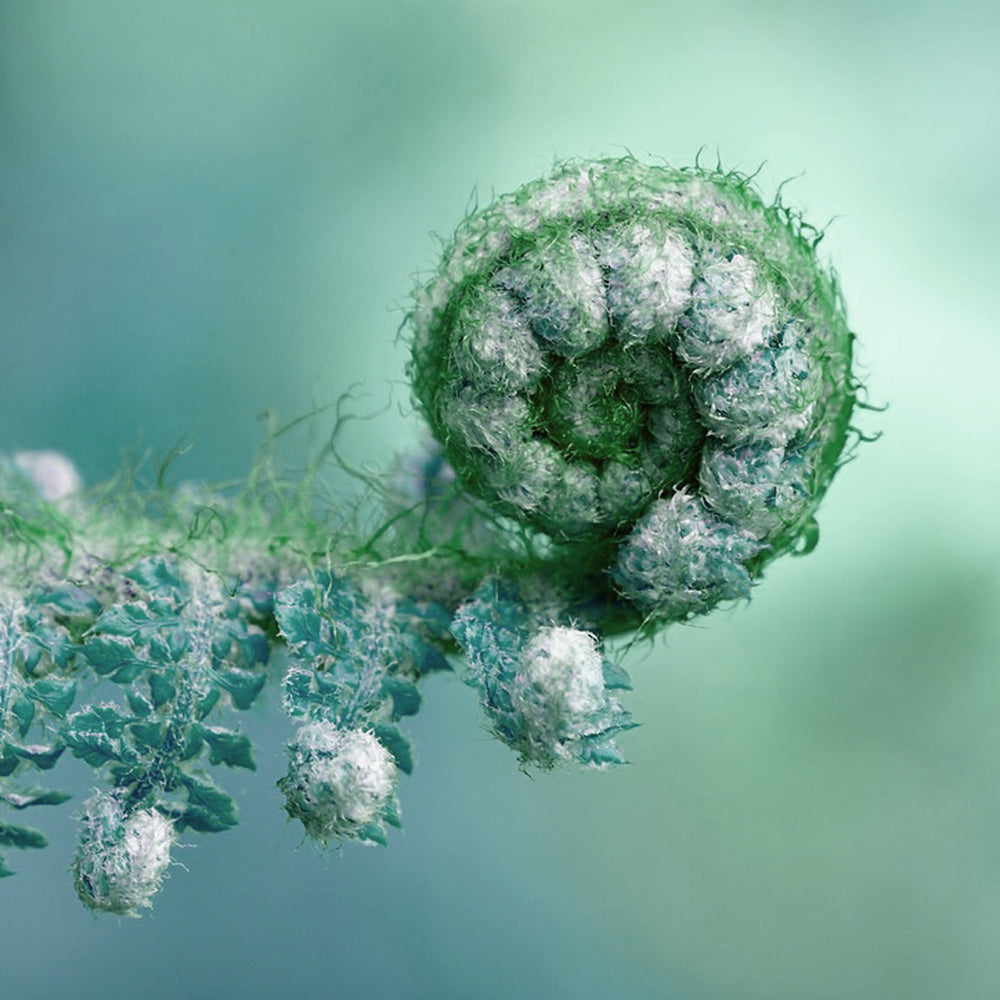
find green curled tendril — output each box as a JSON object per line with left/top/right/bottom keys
{"left": 408, "top": 156, "right": 856, "bottom": 631}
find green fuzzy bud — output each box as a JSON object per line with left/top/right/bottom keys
{"left": 408, "top": 156, "right": 856, "bottom": 628}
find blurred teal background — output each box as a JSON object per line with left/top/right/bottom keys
{"left": 2, "top": 2, "right": 1000, "bottom": 998}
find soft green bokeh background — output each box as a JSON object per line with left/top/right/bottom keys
{"left": 2, "top": 2, "right": 999, "bottom": 998}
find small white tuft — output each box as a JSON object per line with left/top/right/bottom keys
{"left": 614, "top": 491, "right": 762, "bottom": 619}
{"left": 600, "top": 222, "right": 695, "bottom": 343}
{"left": 439, "top": 386, "right": 531, "bottom": 454}
{"left": 13, "top": 450, "right": 83, "bottom": 502}
{"left": 677, "top": 253, "right": 776, "bottom": 373}
{"left": 496, "top": 235, "right": 609, "bottom": 357}
{"left": 280, "top": 723, "right": 397, "bottom": 845}
{"left": 73, "top": 793, "right": 174, "bottom": 917}
{"left": 699, "top": 443, "right": 814, "bottom": 541}
{"left": 692, "top": 324, "right": 820, "bottom": 445}
{"left": 481, "top": 438, "right": 565, "bottom": 516}
{"left": 518, "top": 626, "right": 606, "bottom": 718}
{"left": 450, "top": 285, "right": 545, "bottom": 391}
{"left": 509, "top": 626, "right": 610, "bottom": 763}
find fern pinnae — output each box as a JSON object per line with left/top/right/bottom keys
{"left": 0, "top": 587, "right": 79, "bottom": 877}
{"left": 66, "top": 556, "right": 268, "bottom": 912}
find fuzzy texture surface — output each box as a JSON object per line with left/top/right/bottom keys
{"left": 72, "top": 793, "right": 174, "bottom": 916}
{"left": 408, "top": 157, "right": 856, "bottom": 628}
{"left": 0, "top": 155, "right": 862, "bottom": 913}
{"left": 278, "top": 723, "right": 399, "bottom": 846}
{"left": 451, "top": 581, "right": 636, "bottom": 769}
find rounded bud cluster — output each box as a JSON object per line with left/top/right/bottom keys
{"left": 450, "top": 583, "right": 636, "bottom": 769}
{"left": 279, "top": 723, "right": 398, "bottom": 846}
{"left": 409, "top": 157, "right": 855, "bottom": 625}
{"left": 512, "top": 625, "right": 622, "bottom": 765}
{"left": 72, "top": 793, "right": 174, "bottom": 917}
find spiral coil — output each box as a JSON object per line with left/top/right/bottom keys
{"left": 409, "top": 158, "right": 855, "bottom": 624}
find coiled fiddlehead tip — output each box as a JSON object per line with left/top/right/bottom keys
{"left": 408, "top": 156, "right": 856, "bottom": 629}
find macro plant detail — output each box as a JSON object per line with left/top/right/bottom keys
{"left": 409, "top": 157, "right": 855, "bottom": 630}
{"left": 0, "top": 156, "right": 860, "bottom": 915}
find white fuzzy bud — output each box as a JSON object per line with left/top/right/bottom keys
{"left": 73, "top": 793, "right": 174, "bottom": 917}
{"left": 699, "top": 443, "right": 814, "bottom": 541}
{"left": 279, "top": 723, "right": 397, "bottom": 845}
{"left": 615, "top": 491, "right": 762, "bottom": 619}
{"left": 677, "top": 253, "right": 776, "bottom": 373}
{"left": 13, "top": 450, "right": 83, "bottom": 502}
{"left": 511, "top": 626, "right": 609, "bottom": 762}
{"left": 599, "top": 221, "right": 695, "bottom": 344}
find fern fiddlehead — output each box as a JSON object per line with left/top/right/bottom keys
{"left": 0, "top": 156, "right": 861, "bottom": 913}
{"left": 408, "top": 157, "right": 855, "bottom": 631}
